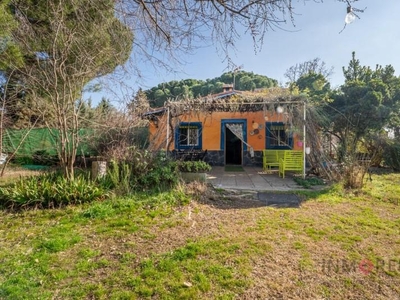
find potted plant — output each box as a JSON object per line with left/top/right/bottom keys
{"left": 177, "top": 161, "right": 212, "bottom": 183}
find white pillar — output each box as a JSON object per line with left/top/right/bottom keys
{"left": 303, "top": 101, "right": 306, "bottom": 179}
{"left": 92, "top": 161, "right": 107, "bottom": 180}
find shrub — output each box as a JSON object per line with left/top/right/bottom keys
{"left": 293, "top": 176, "right": 325, "bottom": 189}
{"left": 0, "top": 172, "right": 107, "bottom": 210}
{"left": 105, "top": 149, "right": 180, "bottom": 194}
{"left": 106, "top": 160, "right": 133, "bottom": 195}
{"left": 383, "top": 140, "right": 400, "bottom": 171}
{"left": 137, "top": 161, "right": 179, "bottom": 189}
{"left": 177, "top": 161, "right": 212, "bottom": 173}
{"left": 342, "top": 161, "right": 369, "bottom": 189}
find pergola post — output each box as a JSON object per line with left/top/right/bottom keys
{"left": 166, "top": 107, "right": 170, "bottom": 152}
{"left": 303, "top": 101, "right": 306, "bottom": 179}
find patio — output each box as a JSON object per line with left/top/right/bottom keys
{"left": 206, "top": 166, "right": 305, "bottom": 192}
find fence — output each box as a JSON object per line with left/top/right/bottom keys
{"left": 1, "top": 128, "right": 95, "bottom": 157}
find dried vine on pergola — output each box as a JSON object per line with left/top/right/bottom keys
{"left": 164, "top": 91, "right": 307, "bottom": 135}
{"left": 148, "top": 90, "right": 340, "bottom": 181}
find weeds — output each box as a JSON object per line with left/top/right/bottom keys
{"left": 293, "top": 176, "right": 325, "bottom": 188}
{"left": 176, "top": 161, "right": 212, "bottom": 173}
{"left": 106, "top": 151, "right": 180, "bottom": 195}
{"left": 0, "top": 172, "right": 107, "bottom": 209}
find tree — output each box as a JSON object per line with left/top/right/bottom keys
{"left": 342, "top": 53, "right": 400, "bottom": 139}
{"left": 325, "top": 53, "right": 400, "bottom": 160}
{"left": 142, "top": 71, "right": 277, "bottom": 107}
{"left": 1, "top": 0, "right": 364, "bottom": 179}
{"left": 238, "top": 75, "right": 256, "bottom": 91}
{"left": 1, "top": 0, "right": 132, "bottom": 179}
{"left": 119, "top": 0, "right": 359, "bottom": 74}
{"left": 96, "top": 98, "right": 115, "bottom": 117}
{"left": 285, "top": 58, "right": 334, "bottom": 84}
{"left": 0, "top": 0, "right": 22, "bottom": 70}
{"left": 295, "top": 72, "right": 332, "bottom": 105}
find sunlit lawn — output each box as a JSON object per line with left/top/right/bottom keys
{"left": 0, "top": 173, "right": 399, "bottom": 299}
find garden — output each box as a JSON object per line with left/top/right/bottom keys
{"left": 1, "top": 3, "right": 400, "bottom": 297}
{"left": 0, "top": 164, "right": 399, "bottom": 299}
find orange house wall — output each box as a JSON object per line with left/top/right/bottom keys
{"left": 149, "top": 111, "right": 303, "bottom": 151}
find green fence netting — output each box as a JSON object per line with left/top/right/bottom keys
{"left": 1, "top": 128, "right": 96, "bottom": 157}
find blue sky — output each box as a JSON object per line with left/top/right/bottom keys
{"left": 88, "top": 0, "right": 400, "bottom": 104}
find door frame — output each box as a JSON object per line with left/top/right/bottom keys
{"left": 220, "top": 119, "right": 247, "bottom": 165}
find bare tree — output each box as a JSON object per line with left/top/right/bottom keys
{"left": 284, "top": 58, "right": 334, "bottom": 83}
{"left": 118, "top": 0, "right": 294, "bottom": 75}
{"left": 116, "top": 0, "right": 359, "bottom": 76}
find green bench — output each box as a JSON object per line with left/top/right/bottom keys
{"left": 262, "top": 150, "right": 285, "bottom": 171}
{"left": 278, "top": 150, "right": 304, "bottom": 178}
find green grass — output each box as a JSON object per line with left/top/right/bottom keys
{"left": 0, "top": 173, "right": 400, "bottom": 299}
{"left": 293, "top": 176, "right": 325, "bottom": 188}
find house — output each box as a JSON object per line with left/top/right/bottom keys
{"left": 143, "top": 86, "right": 306, "bottom": 167}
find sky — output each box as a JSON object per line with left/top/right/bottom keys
{"left": 88, "top": 0, "right": 400, "bottom": 105}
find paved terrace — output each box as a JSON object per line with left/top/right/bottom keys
{"left": 206, "top": 166, "right": 305, "bottom": 192}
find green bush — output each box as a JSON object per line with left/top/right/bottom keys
{"left": 293, "top": 176, "right": 325, "bottom": 189}
{"left": 137, "top": 161, "right": 179, "bottom": 189}
{"left": 177, "top": 161, "right": 212, "bottom": 173}
{"left": 383, "top": 140, "right": 400, "bottom": 171}
{"left": 105, "top": 149, "right": 180, "bottom": 194}
{"left": 0, "top": 172, "right": 107, "bottom": 209}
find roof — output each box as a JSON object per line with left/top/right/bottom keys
{"left": 208, "top": 90, "right": 243, "bottom": 100}
{"left": 141, "top": 107, "right": 167, "bottom": 119}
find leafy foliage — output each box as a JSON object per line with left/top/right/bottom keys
{"left": 295, "top": 72, "right": 331, "bottom": 104}
{"left": 0, "top": 172, "right": 107, "bottom": 209}
{"left": 383, "top": 140, "right": 400, "bottom": 171}
{"left": 0, "top": 0, "right": 22, "bottom": 69}
{"left": 324, "top": 52, "right": 400, "bottom": 161}
{"left": 105, "top": 149, "right": 180, "bottom": 194}
{"left": 143, "top": 71, "right": 278, "bottom": 107}
{"left": 177, "top": 161, "right": 212, "bottom": 173}
{"left": 293, "top": 176, "right": 325, "bottom": 189}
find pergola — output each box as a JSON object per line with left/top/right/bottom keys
{"left": 161, "top": 90, "right": 309, "bottom": 178}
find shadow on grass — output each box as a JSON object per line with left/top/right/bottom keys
{"left": 194, "top": 184, "right": 334, "bottom": 210}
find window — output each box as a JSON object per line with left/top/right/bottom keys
{"left": 266, "top": 122, "right": 292, "bottom": 149}
{"left": 175, "top": 122, "right": 202, "bottom": 149}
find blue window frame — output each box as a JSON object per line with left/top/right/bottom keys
{"left": 266, "top": 122, "right": 293, "bottom": 149}
{"left": 175, "top": 122, "right": 202, "bottom": 149}
{"left": 220, "top": 119, "right": 247, "bottom": 151}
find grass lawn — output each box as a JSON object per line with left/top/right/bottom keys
{"left": 1, "top": 173, "right": 400, "bottom": 299}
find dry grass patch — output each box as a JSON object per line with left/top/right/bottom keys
{"left": 0, "top": 166, "right": 44, "bottom": 186}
